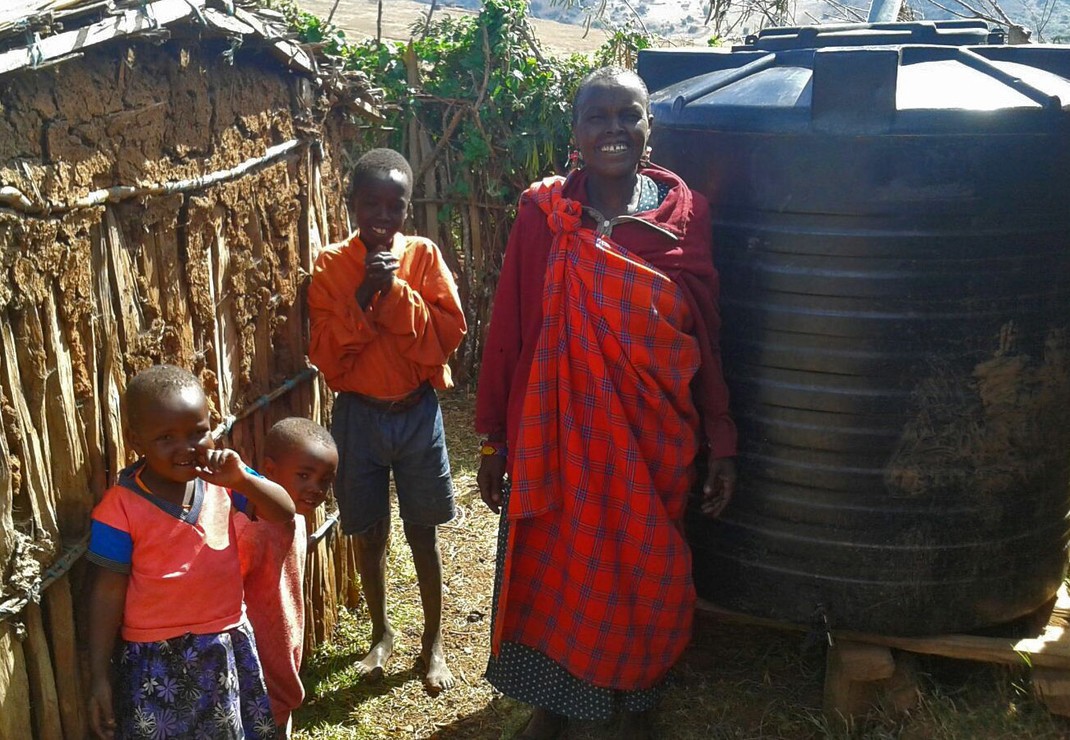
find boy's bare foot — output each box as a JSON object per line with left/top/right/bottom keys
{"left": 356, "top": 628, "right": 394, "bottom": 682}
{"left": 516, "top": 707, "right": 566, "bottom": 740}
{"left": 420, "top": 633, "right": 455, "bottom": 693}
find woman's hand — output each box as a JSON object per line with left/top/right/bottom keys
{"left": 702, "top": 455, "right": 737, "bottom": 518}
{"left": 477, "top": 454, "right": 507, "bottom": 514}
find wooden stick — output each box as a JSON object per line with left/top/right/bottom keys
{"left": 346, "top": 537, "right": 362, "bottom": 609}
{"left": 42, "top": 291, "right": 92, "bottom": 539}
{"left": 0, "top": 320, "right": 60, "bottom": 545}
{"left": 4, "top": 139, "right": 304, "bottom": 216}
{"left": 43, "top": 574, "right": 86, "bottom": 740}
{"left": 309, "top": 514, "right": 340, "bottom": 547}
{"left": 0, "top": 623, "right": 33, "bottom": 739}
{"left": 22, "top": 602, "right": 63, "bottom": 740}
{"left": 411, "top": 25, "right": 492, "bottom": 187}
{"left": 211, "top": 366, "right": 318, "bottom": 441}
{"left": 0, "top": 385, "right": 13, "bottom": 593}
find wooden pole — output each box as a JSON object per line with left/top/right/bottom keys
{"left": 0, "top": 623, "right": 32, "bottom": 740}
{"left": 1, "top": 140, "right": 305, "bottom": 216}
{"left": 42, "top": 292, "right": 92, "bottom": 539}
{"left": 23, "top": 602, "right": 63, "bottom": 740}
{"left": 0, "top": 319, "right": 60, "bottom": 546}
{"left": 43, "top": 574, "right": 86, "bottom": 740}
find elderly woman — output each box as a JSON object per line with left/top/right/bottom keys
{"left": 475, "top": 66, "right": 738, "bottom": 739}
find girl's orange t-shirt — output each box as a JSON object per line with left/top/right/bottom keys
{"left": 87, "top": 465, "right": 248, "bottom": 643}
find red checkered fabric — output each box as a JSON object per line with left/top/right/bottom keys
{"left": 493, "top": 176, "right": 702, "bottom": 690}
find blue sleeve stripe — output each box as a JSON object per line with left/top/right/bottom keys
{"left": 229, "top": 465, "right": 261, "bottom": 515}
{"left": 88, "top": 520, "right": 132, "bottom": 566}
{"left": 225, "top": 465, "right": 263, "bottom": 516}
{"left": 231, "top": 492, "right": 250, "bottom": 514}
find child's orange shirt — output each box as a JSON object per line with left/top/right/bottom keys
{"left": 307, "top": 232, "right": 466, "bottom": 398}
{"left": 235, "top": 514, "right": 307, "bottom": 728}
{"left": 86, "top": 464, "right": 248, "bottom": 643}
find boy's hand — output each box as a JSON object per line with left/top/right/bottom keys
{"left": 88, "top": 676, "right": 115, "bottom": 739}
{"left": 702, "top": 455, "right": 737, "bottom": 518}
{"left": 357, "top": 251, "right": 399, "bottom": 308}
{"left": 477, "top": 454, "right": 507, "bottom": 514}
{"left": 195, "top": 448, "right": 247, "bottom": 489}
{"left": 366, "top": 251, "right": 399, "bottom": 292}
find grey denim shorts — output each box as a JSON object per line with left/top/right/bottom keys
{"left": 331, "top": 389, "right": 455, "bottom": 535}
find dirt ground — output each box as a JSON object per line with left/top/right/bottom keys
{"left": 295, "top": 0, "right": 605, "bottom": 56}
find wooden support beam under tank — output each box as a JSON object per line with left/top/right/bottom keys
{"left": 697, "top": 585, "right": 1070, "bottom": 719}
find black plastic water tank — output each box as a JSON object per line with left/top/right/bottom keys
{"left": 640, "top": 22, "right": 1070, "bottom": 636}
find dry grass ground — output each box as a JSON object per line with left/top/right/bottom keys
{"left": 293, "top": 392, "right": 1070, "bottom": 739}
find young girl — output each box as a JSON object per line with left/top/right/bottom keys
{"left": 86, "top": 364, "right": 295, "bottom": 740}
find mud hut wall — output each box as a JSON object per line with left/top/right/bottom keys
{"left": 0, "top": 38, "right": 357, "bottom": 739}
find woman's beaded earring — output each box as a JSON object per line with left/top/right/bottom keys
{"left": 639, "top": 145, "right": 652, "bottom": 168}
{"left": 568, "top": 149, "right": 582, "bottom": 172}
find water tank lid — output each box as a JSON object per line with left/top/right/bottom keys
{"left": 742, "top": 20, "right": 1000, "bottom": 51}
{"left": 648, "top": 43, "right": 1068, "bottom": 135}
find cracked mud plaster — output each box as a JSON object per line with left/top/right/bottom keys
{"left": 0, "top": 33, "right": 347, "bottom": 603}
{"left": 0, "top": 40, "right": 297, "bottom": 203}
{"left": 2, "top": 37, "right": 308, "bottom": 374}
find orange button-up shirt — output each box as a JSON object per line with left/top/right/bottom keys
{"left": 308, "top": 232, "right": 466, "bottom": 399}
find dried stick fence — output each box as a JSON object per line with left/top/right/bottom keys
{"left": 395, "top": 41, "right": 529, "bottom": 385}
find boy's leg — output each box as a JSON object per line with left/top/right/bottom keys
{"left": 354, "top": 516, "right": 394, "bottom": 679}
{"left": 403, "top": 521, "right": 454, "bottom": 692}
{"left": 331, "top": 393, "right": 394, "bottom": 680}
{"left": 392, "top": 390, "right": 456, "bottom": 692}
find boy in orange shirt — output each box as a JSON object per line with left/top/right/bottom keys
{"left": 235, "top": 418, "right": 338, "bottom": 736}
{"left": 307, "top": 148, "right": 466, "bottom": 692}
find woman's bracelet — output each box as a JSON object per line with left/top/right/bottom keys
{"left": 479, "top": 439, "right": 508, "bottom": 457}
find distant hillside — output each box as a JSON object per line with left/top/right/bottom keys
{"left": 425, "top": 0, "right": 1070, "bottom": 43}
{"left": 919, "top": 0, "right": 1070, "bottom": 42}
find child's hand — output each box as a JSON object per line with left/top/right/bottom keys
{"left": 365, "top": 251, "right": 399, "bottom": 293}
{"left": 357, "top": 251, "right": 400, "bottom": 308}
{"left": 195, "top": 448, "right": 247, "bottom": 489}
{"left": 88, "top": 676, "right": 115, "bottom": 739}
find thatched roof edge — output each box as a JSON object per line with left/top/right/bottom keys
{"left": 0, "top": 0, "right": 383, "bottom": 120}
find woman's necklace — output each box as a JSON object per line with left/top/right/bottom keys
{"left": 586, "top": 172, "right": 640, "bottom": 222}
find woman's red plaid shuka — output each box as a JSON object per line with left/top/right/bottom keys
{"left": 493, "top": 177, "right": 702, "bottom": 690}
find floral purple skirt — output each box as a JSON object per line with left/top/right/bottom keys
{"left": 113, "top": 621, "right": 277, "bottom": 739}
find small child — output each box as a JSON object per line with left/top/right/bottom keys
{"left": 85, "top": 365, "right": 295, "bottom": 740}
{"left": 235, "top": 418, "right": 338, "bottom": 737}
{"left": 307, "top": 147, "right": 467, "bottom": 692}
